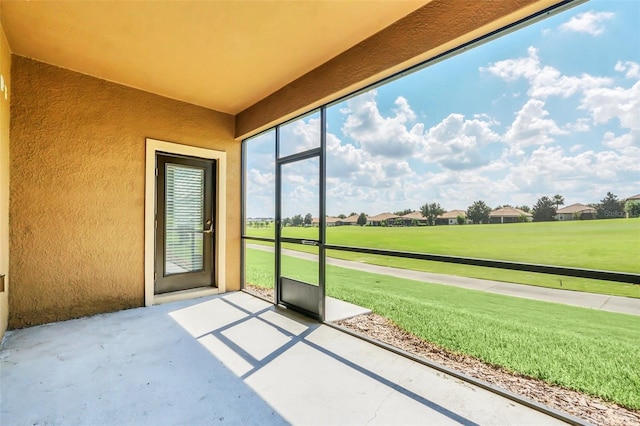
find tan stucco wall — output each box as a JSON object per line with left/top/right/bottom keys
{"left": 9, "top": 56, "right": 238, "bottom": 328}
{"left": 236, "top": 0, "right": 566, "bottom": 138}
{"left": 0, "top": 21, "right": 11, "bottom": 338}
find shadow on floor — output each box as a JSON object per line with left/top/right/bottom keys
{"left": 1, "top": 292, "right": 565, "bottom": 425}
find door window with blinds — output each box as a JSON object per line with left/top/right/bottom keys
{"left": 155, "top": 154, "right": 215, "bottom": 294}
{"left": 165, "top": 164, "right": 204, "bottom": 273}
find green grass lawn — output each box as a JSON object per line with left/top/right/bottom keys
{"left": 247, "top": 218, "right": 639, "bottom": 271}
{"left": 246, "top": 219, "right": 640, "bottom": 297}
{"left": 245, "top": 247, "right": 640, "bottom": 410}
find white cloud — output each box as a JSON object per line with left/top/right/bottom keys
{"left": 580, "top": 80, "right": 640, "bottom": 136}
{"left": 279, "top": 117, "right": 321, "bottom": 155}
{"left": 393, "top": 96, "right": 416, "bottom": 122}
{"left": 421, "top": 113, "right": 501, "bottom": 170}
{"left": 325, "top": 133, "right": 363, "bottom": 179}
{"left": 485, "top": 47, "right": 639, "bottom": 155}
{"left": 482, "top": 47, "right": 612, "bottom": 99}
{"left": 281, "top": 178, "right": 319, "bottom": 218}
{"left": 564, "top": 118, "right": 590, "bottom": 133}
{"left": 276, "top": 139, "right": 322, "bottom": 216}
{"left": 531, "top": 69, "right": 612, "bottom": 99}
{"left": 282, "top": 66, "right": 639, "bottom": 216}
{"left": 481, "top": 46, "right": 540, "bottom": 81}
{"left": 325, "top": 133, "right": 426, "bottom": 214}
{"left": 602, "top": 131, "right": 640, "bottom": 153}
{"left": 579, "top": 77, "right": 640, "bottom": 157}
{"left": 285, "top": 174, "right": 308, "bottom": 185}
{"left": 504, "top": 99, "right": 567, "bottom": 152}
{"left": 342, "top": 92, "right": 503, "bottom": 172}
{"left": 341, "top": 91, "right": 422, "bottom": 158}
{"left": 246, "top": 169, "right": 275, "bottom": 218}
{"left": 416, "top": 169, "right": 525, "bottom": 209}
{"left": 559, "top": 11, "right": 614, "bottom": 36}
{"left": 289, "top": 184, "right": 314, "bottom": 200}
{"left": 384, "top": 161, "right": 412, "bottom": 178}
{"left": 338, "top": 92, "right": 503, "bottom": 174}
{"left": 502, "top": 145, "right": 639, "bottom": 197}
{"left": 248, "top": 169, "right": 274, "bottom": 187}
{"left": 327, "top": 87, "right": 638, "bottom": 213}
{"left": 351, "top": 161, "right": 389, "bottom": 188}
{"left": 326, "top": 129, "right": 412, "bottom": 188}
{"left": 615, "top": 61, "right": 640, "bottom": 79}
{"left": 481, "top": 154, "right": 511, "bottom": 172}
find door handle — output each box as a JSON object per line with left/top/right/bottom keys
{"left": 203, "top": 219, "right": 213, "bottom": 234}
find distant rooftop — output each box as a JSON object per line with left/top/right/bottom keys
{"left": 367, "top": 213, "right": 400, "bottom": 221}
{"left": 556, "top": 203, "right": 596, "bottom": 214}
{"left": 490, "top": 207, "right": 532, "bottom": 217}
{"left": 438, "top": 210, "right": 467, "bottom": 219}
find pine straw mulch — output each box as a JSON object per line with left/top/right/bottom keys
{"left": 245, "top": 286, "right": 640, "bottom": 426}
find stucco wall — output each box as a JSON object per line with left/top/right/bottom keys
{"left": 9, "top": 56, "right": 238, "bottom": 328}
{"left": 0, "top": 21, "right": 10, "bottom": 337}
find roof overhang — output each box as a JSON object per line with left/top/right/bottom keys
{"left": 0, "top": 0, "right": 575, "bottom": 139}
{"left": 0, "top": 0, "right": 428, "bottom": 115}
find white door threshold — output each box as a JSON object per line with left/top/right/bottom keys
{"left": 153, "top": 286, "right": 220, "bottom": 305}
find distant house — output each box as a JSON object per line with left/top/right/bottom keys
{"left": 436, "top": 210, "right": 467, "bottom": 225}
{"left": 625, "top": 194, "right": 640, "bottom": 218}
{"left": 490, "top": 207, "right": 532, "bottom": 224}
{"left": 400, "top": 211, "right": 427, "bottom": 226}
{"left": 311, "top": 216, "right": 339, "bottom": 227}
{"left": 367, "top": 212, "right": 400, "bottom": 226}
{"left": 554, "top": 203, "right": 596, "bottom": 221}
{"left": 336, "top": 214, "right": 361, "bottom": 226}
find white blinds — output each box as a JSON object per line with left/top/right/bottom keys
{"left": 165, "top": 164, "right": 204, "bottom": 274}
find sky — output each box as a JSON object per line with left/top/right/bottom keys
{"left": 246, "top": 0, "right": 640, "bottom": 219}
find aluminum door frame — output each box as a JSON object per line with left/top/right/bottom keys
{"left": 155, "top": 153, "right": 216, "bottom": 294}
{"left": 274, "top": 109, "right": 326, "bottom": 320}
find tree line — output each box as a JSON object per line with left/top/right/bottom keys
{"left": 349, "top": 191, "right": 636, "bottom": 226}
{"left": 421, "top": 192, "right": 636, "bottom": 224}
{"left": 529, "top": 192, "right": 637, "bottom": 221}
{"left": 249, "top": 191, "right": 638, "bottom": 228}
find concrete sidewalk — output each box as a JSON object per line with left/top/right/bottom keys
{"left": 248, "top": 244, "right": 640, "bottom": 316}
{"left": 0, "top": 292, "right": 575, "bottom": 425}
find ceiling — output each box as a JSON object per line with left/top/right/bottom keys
{"left": 0, "top": 0, "right": 429, "bottom": 115}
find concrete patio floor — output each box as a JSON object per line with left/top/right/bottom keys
{"left": 1, "top": 292, "right": 573, "bottom": 425}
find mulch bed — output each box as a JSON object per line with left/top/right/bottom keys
{"left": 245, "top": 286, "right": 640, "bottom": 426}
